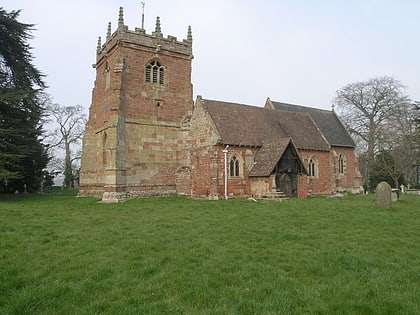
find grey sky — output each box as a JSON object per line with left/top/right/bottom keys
{"left": 3, "top": 0, "right": 419, "bottom": 111}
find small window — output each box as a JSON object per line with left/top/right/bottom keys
{"left": 338, "top": 154, "right": 345, "bottom": 174}
{"left": 105, "top": 66, "right": 110, "bottom": 89}
{"left": 230, "top": 155, "right": 240, "bottom": 177}
{"left": 102, "top": 132, "right": 107, "bottom": 167}
{"left": 308, "top": 158, "right": 317, "bottom": 177}
{"left": 145, "top": 60, "right": 164, "bottom": 85}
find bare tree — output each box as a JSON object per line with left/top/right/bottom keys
{"left": 333, "top": 76, "right": 412, "bottom": 191}
{"left": 378, "top": 102, "right": 418, "bottom": 188}
{"left": 45, "top": 103, "right": 86, "bottom": 188}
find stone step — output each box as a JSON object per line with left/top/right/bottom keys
{"left": 260, "top": 191, "right": 289, "bottom": 200}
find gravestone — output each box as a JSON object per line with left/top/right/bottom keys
{"left": 375, "top": 181, "right": 392, "bottom": 208}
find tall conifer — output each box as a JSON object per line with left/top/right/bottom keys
{"left": 0, "top": 7, "right": 48, "bottom": 192}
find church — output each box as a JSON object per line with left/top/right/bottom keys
{"left": 79, "top": 7, "right": 363, "bottom": 202}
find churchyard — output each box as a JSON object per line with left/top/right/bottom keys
{"left": 1, "top": 190, "right": 419, "bottom": 314}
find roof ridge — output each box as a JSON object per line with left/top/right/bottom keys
{"left": 269, "top": 99, "right": 355, "bottom": 148}
{"left": 271, "top": 100, "right": 331, "bottom": 113}
{"left": 202, "top": 98, "right": 261, "bottom": 109}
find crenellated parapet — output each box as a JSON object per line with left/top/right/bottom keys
{"left": 95, "top": 6, "right": 193, "bottom": 62}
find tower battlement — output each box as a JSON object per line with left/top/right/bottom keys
{"left": 95, "top": 7, "right": 193, "bottom": 62}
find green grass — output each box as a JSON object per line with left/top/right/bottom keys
{"left": 0, "top": 191, "right": 419, "bottom": 314}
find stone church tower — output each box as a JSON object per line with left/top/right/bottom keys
{"left": 79, "top": 7, "right": 193, "bottom": 202}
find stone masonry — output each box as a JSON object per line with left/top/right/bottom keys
{"left": 79, "top": 7, "right": 362, "bottom": 202}
{"left": 79, "top": 8, "right": 193, "bottom": 202}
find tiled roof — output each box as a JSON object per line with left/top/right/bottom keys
{"left": 249, "top": 139, "right": 303, "bottom": 177}
{"left": 269, "top": 101, "right": 355, "bottom": 148}
{"left": 199, "top": 98, "right": 330, "bottom": 151}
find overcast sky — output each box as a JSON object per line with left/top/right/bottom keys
{"left": 3, "top": 0, "right": 419, "bottom": 111}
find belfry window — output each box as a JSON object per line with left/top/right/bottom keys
{"left": 230, "top": 155, "right": 240, "bottom": 177}
{"left": 145, "top": 60, "right": 164, "bottom": 84}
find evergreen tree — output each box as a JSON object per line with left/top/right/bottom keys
{"left": 369, "top": 151, "right": 404, "bottom": 189}
{"left": 0, "top": 7, "right": 48, "bottom": 192}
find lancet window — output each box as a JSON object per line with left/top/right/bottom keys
{"left": 230, "top": 155, "right": 240, "bottom": 177}
{"left": 338, "top": 154, "right": 346, "bottom": 174}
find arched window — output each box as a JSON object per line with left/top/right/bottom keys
{"left": 338, "top": 154, "right": 346, "bottom": 174}
{"left": 230, "top": 155, "right": 240, "bottom": 177}
{"left": 308, "top": 157, "right": 317, "bottom": 177}
{"left": 145, "top": 60, "right": 164, "bottom": 84}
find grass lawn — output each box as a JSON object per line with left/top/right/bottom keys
{"left": 0, "top": 191, "right": 419, "bottom": 314}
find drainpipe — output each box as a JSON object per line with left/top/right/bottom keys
{"left": 222, "top": 145, "right": 229, "bottom": 200}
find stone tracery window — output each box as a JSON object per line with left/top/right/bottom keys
{"left": 308, "top": 157, "right": 317, "bottom": 177}
{"left": 230, "top": 155, "right": 240, "bottom": 177}
{"left": 145, "top": 60, "right": 164, "bottom": 84}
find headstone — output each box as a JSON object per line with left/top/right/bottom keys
{"left": 400, "top": 184, "right": 405, "bottom": 193}
{"left": 375, "top": 181, "right": 392, "bottom": 208}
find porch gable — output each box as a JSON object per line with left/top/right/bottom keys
{"left": 249, "top": 139, "right": 307, "bottom": 177}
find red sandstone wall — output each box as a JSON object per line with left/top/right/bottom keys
{"left": 189, "top": 101, "right": 221, "bottom": 198}
{"left": 80, "top": 27, "right": 194, "bottom": 199}
{"left": 299, "top": 147, "right": 362, "bottom": 196}
{"left": 298, "top": 175, "right": 308, "bottom": 198}
{"left": 300, "top": 150, "right": 335, "bottom": 196}
{"left": 332, "top": 146, "right": 362, "bottom": 192}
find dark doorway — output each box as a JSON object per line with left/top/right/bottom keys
{"left": 275, "top": 172, "right": 297, "bottom": 197}
{"left": 273, "top": 144, "right": 303, "bottom": 197}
